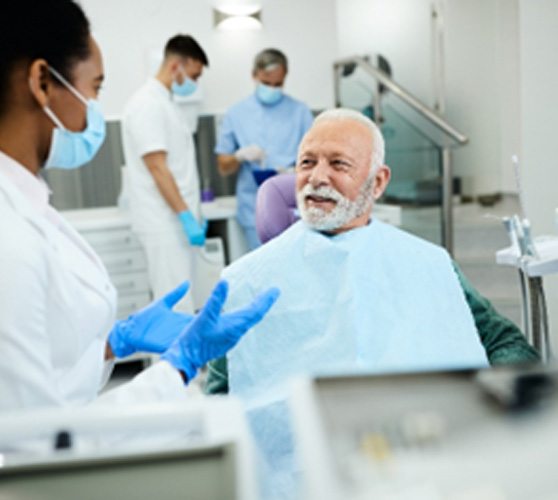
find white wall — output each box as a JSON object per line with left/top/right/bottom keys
{"left": 335, "top": 0, "right": 522, "bottom": 196}
{"left": 496, "top": 0, "right": 522, "bottom": 194}
{"left": 444, "top": 0, "right": 504, "bottom": 195}
{"left": 444, "top": 0, "right": 523, "bottom": 195}
{"left": 518, "top": 0, "right": 558, "bottom": 346}
{"left": 81, "top": 0, "right": 337, "bottom": 116}
{"left": 335, "top": 0, "right": 435, "bottom": 104}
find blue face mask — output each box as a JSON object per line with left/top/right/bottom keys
{"left": 42, "top": 67, "right": 106, "bottom": 170}
{"left": 172, "top": 73, "right": 197, "bottom": 97}
{"left": 256, "top": 83, "right": 284, "bottom": 106}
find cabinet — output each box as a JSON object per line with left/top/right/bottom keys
{"left": 61, "top": 208, "right": 152, "bottom": 321}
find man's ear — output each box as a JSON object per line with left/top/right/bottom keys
{"left": 28, "top": 59, "right": 51, "bottom": 108}
{"left": 372, "top": 165, "right": 391, "bottom": 200}
{"left": 167, "top": 56, "right": 181, "bottom": 72}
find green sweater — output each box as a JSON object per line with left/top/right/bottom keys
{"left": 205, "top": 263, "right": 540, "bottom": 395}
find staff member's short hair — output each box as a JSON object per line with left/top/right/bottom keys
{"left": 253, "top": 48, "right": 288, "bottom": 74}
{"left": 164, "top": 35, "right": 209, "bottom": 66}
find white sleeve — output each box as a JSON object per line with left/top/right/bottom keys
{"left": 93, "top": 361, "right": 190, "bottom": 407}
{"left": 125, "top": 99, "right": 169, "bottom": 157}
{"left": 98, "top": 359, "right": 116, "bottom": 391}
{"left": 0, "top": 231, "right": 64, "bottom": 411}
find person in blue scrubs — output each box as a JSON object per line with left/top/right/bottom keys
{"left": 215, "top": 48, "right": 313, "bottom": 250}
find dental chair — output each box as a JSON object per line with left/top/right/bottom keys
{"left": 255, "top": 173, "right": 299, "bottom": 244}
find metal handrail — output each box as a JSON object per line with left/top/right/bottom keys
{"left": 333, "top": 55, "right": 469, "bottom": 254}
{"left": 333, "top": 56, "right": 468, "bottom": 145}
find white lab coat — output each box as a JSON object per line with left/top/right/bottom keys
{"left": 122, "top": 78, "right": 201, "bottom": 234}
{"left": 121, "top": 78, "right": 202, "bottom": 313}
{"left": 0, "top": 167, "right": 186, "bottom": 412}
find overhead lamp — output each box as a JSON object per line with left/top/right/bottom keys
{"left": 213, "top": 0, "right": 262, "bottom": 31}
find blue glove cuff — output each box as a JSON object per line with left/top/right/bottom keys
{"left": 161, "top": 347, "right": 198, "bottom": 384}
{"left": 177, "top": 210, "right": 206, "bottom": 246}
{"left": 177, "top": 210, "right": 195, "bottom": 225}
{"left": 107, "top": 318, "right": 136, "bottom": 358}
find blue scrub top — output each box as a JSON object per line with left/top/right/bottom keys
{"left": 215, "top": 93, "right": 313, "bottom": 229}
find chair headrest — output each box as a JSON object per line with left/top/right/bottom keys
{"left": 255, "top": 173, "right": 299, "bottom": 244}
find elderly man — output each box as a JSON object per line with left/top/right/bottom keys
{"left": 205, "top": 108, "right": 539, "bottom": 495}
{"left": 207, "top": 109, "right": 539, "bottom": 395}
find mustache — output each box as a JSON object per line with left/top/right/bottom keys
{"left": 299, "top": 184, "right": 346, "bottom": 203}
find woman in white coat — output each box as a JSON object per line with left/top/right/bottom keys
{"left": 0, "top": 0, "right": 279, "bottom": 412}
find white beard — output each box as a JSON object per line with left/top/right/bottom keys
{"left": 296, "top": 173, "right": 374, "bottom": 232}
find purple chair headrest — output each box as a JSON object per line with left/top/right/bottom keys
{"left": 256, "top": 173, "right": 299, "bottom": 244}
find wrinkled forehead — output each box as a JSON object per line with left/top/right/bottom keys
{"left": 299, "top": 119, "right": 374, "bottom": 158}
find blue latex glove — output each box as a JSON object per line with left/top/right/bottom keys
{"left": 108, "top": 282, "right": 194, "bottom": 358}
{"left": 161, "top": 280, "right": 280, "bottom": 382}
{"left": 178, "top": 211, "right": 207, "bottom": 246}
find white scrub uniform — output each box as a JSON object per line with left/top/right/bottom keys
{"left": 0, "top": 153, "right": 187, "bottom": 412}
{"left": 122, "top": 78, "right": 201, "bottom": 313}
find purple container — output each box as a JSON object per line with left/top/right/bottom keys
{"left": 201, "top": 188, "right": 215, "bottom": 203}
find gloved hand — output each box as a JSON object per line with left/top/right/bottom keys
{"left": 108, "top": 282, "right": 194, "bottom": 358}
{"left": 178, "top": 211, "right": 207, "bottom": 246}
{"left": 234, "top": 145, "right": 266, "bottom": 164}
{"left": 161, "top": 280, "right": 280, "bottom": 382}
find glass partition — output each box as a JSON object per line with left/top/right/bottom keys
{"left": 336, "top": 64, "right": 459, "bottom": 245}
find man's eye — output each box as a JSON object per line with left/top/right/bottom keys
{"left": 331, "top": 159, "right": 349, "bottom": 170}
{"left": 299, "top": 159, "right": 314, "bottom": 168}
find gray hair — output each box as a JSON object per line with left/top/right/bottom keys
{"left": 253, "top": 48, "right": 288, "bottom": 74}
{"left": 313, "top": 108, "right": 385, "bottom": 174}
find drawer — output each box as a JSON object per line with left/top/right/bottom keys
{"left": 111, "top": 272, "right": 150, "bottom": 294}
{"left": 117, "top": 292, "right": 152, "bottom": 319}
{"left": 101, "top": 249, "right": 148, "bottom": 274}
{"left": 80, "top": 228, "right": 141, "bottom": 252}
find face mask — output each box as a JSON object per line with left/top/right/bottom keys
{"left": 42, "top": 67, "right": 106, "bottom": 170}
{"left": 256, "top": 83, "right": 283, "bottom": 106}
{"left": 172, "top": 68, "right": 197, "bottom": 97}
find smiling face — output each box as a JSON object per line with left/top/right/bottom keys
{"left": 295, "top": 118, "right": 391, "bottom": 233}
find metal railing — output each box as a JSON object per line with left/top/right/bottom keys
{"left": 333, "top": 56, "right": 469, "bottom": 255}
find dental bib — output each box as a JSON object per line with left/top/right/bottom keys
{"left": 224, "top": 219, "right": 488, "bottom": 498}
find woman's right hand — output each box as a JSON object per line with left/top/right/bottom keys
{"left": 161, "top": 280, "right": 280, "bottom": 382}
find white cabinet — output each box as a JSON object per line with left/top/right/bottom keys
{"left": 61, "top": 204, "right": 236, "bottom": 319}
{"left": 61, "top": 208, "right": 152, "bottom": 321}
